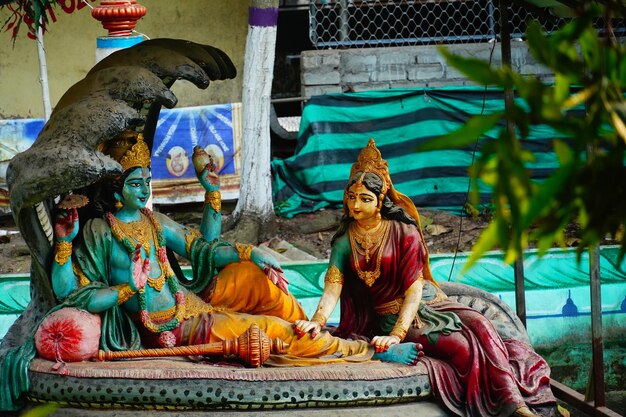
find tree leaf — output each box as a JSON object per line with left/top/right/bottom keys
{"left": 610, "top": 112, "right": 626, "bottom": 145}
{"left": 21, "top": 404, "right": 58, "bottom": 417}
{"left": 563, "top": 85, "right": 597, "bottom": 110}
{"left": 439, "top": 48, "right": 508, "bottom": 87}
{"left": 579, "top": 27, "right": 600, "bottom": 72}
{"left": 417, "top": 113, "right": 502, "bottom": 151}
{"left": 462, "top": 220, "right": 500, "bottom": 273}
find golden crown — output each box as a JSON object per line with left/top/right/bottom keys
{"left": 102, "top": 131, "right": 151, "bottom": 172}
{"left": 349, "top": 138, "right": 390, "bottom": 194}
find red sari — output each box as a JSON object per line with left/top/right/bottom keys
{"left": 335, "top": 220, "right": 556, "bottom": 417}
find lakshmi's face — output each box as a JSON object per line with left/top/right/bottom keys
{"left": 120, "top": 167, "right": 151, "bottom": 210}
{"left": 346, "top": 182, "right": 378, "bottom": 222}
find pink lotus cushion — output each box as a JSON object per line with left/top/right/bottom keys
{"left": 35, "top": 307, "right": 101, "bottom": 362}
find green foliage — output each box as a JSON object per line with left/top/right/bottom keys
{"left": 21, "top": 403, "right": 58, "bottom": 417}
{"left": 427, "top": 3, "right": 626, "bottom": 270}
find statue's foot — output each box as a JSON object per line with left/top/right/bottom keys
{"left": 373, "top": 343, "right": 423, "bottom": 365}
{"left": 513, "top": 406, "right": 538, "bottom": 417}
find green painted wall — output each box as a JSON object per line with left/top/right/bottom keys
{"left": 0, "top": 0, "right": 248, "bottom": 119}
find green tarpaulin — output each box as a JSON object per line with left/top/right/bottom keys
{"left": 272, "top": 87, "right": 572, "bottom": 218}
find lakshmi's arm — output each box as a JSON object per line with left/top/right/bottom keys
{"left": 294, "top": 235, "right": 350, "bottom": 334}
{"left": 389, "top": 278, "right": 424, "bottom": 340}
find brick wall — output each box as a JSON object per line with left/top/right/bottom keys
{"left": 300, "top": 41, "right": 554, "bottom": 97}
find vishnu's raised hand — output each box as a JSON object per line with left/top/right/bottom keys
{"left": 54, "top": 209, "right": 79, "bottom": 242}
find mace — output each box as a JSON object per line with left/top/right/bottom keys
{"left": 96, "top": 323, "right": 288, "bottom": 367}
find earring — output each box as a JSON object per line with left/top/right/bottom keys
{"left": 115, "top": 200, "right": 123, "bottom": 210}
{"left": 376, "top": 210, "right": 382, "bottom": 220}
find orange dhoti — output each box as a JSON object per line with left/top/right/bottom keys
{"left": 144, "top": 262, "right": 373, "bottom": 364}
{"left": 201, "top": 261, "right": 307, "bottom": 322}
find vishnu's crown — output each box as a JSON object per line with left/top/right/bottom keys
{"left": 349, "top": 138, "right": 390, "bottom": 194}
{"left": 102, "top": 130, "right": 151, "bottom": 172}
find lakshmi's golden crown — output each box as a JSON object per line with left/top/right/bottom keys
{"left": 102, "top": 131, "right": 151, "bottom": 171}
{"left": 349, "top": 139, "right": 390, "bottom": 194}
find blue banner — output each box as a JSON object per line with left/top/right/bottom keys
{"left": 0, "top": 103, "right": 242, "bottom": 204}
{"left": 151, "top": 103, "right": 239, "bottom": 180}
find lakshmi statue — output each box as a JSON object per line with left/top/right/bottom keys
{"left": 49, "top": 131, "right": 421, "bottom": 361}
{"left": 294, "top": 139, "right": 560, "bottom": 417}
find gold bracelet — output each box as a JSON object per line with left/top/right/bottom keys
{"left": 324, "top": 265, "right": 344, "bottom": 285}
{"left": 111, "top": 283, "right": 137, "bottom": 305}
{"left": 235, "top": 243, "right": 254, "bottom": 261}
{"left": 310, "top": 311, "right": 327, "bottom": 327}
{"left": 205, "top": 190, "right": 221, "bottom": 212}
{"left": 72, "top": 259, "right": 91, "bottom": 287}
{"left": 389, "top": 326, "right": 408, "bottom": 342}
{"left": 184, "top": 228, "right": 202, "bottom": 258}
{"left": 54, "top": 241, "right": 73, "bottom": 266}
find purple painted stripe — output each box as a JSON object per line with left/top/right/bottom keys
{"left": 249, "top": 7, "right": 278, "bottom": 27}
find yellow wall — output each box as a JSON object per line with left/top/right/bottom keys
{"left": 0, "top": 0, "right": 247, "bottom": 119}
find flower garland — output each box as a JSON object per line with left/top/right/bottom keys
{"left": 105, "top": 209, "right": 186, "bottom": 338}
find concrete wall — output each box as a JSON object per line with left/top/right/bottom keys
{"left": 301, "top": 42, "right": 554, "bottom": 97}
{"left": 0, "top": 0, "right": 248, "bottom": 119}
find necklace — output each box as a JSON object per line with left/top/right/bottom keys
{"left": 350, "top": 220, "right": 389, "bottom": 262}
{"left": 349, "top": 220, "right": 391, "bottom": 286}
{"left": 106, "top": 209, "right": 185, "bottom": 336}
{"left": 107, "top": 211, "right": 165, "bottom": 290}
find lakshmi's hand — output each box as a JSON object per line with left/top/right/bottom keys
{"left": 293, "top": 320, "right": 322, "bottom": 339}
{"left": 250, "top": 248, "right": 289, "bottom": 294}
{"left": 197, "top": 162, "right": 220, "bottom": 193}
{"left": 54, "top": 209, "right": 79, "bottom": 242}
{"left": 130, "top": 244, "right": 149, "bottom": 292}
{"left": 371, "top": 335, "right": 401, "bottom": 353}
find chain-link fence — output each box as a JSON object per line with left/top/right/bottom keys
{"left": 309, "top": 0, "right": 623, "bottom": 48}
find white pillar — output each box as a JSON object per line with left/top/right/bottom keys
{"left": 235, "top": 0, "right": 279, "bottom": 220}
{"left": 95, "top": 34, "right": 144, "bottom": 63}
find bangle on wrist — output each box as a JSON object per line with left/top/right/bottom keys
{"left": 310, "top": 311, "right": 327, "bottom": 327}
{"left": 205, "top": 190, "right": 221, "bottom": 212}
{"left": 111, "top": 283, "right": 136, "bottom": 305}
{"left": 235, "top": 243, "right": 254, "bottom": 261}
{"left": 389, "top": 327, "right": 407, "bottom": 342}
{"left": 54, "top": 240, "right": 73, "bottom": 266}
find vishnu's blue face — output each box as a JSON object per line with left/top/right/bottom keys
{"left": 121, "top": 167, "right": 151, "bottom": 210}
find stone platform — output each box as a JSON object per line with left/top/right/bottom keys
{"left": 28, "top": 357, "right": 433, "bottom": 412}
